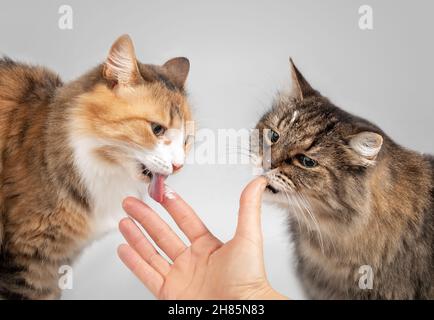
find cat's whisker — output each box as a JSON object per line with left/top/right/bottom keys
{"left": 225, "top": 149, "right": 254, "bottom": 158}
{"left": 229, "top": 145, "right": 260, "bottom": 157}
{"left": 280, "top": 186, "right": 302, "bottom": 233}
{"left": 225, "top": 148, "right": 262, "bottom": 165}
{"left": 292, "top": 191, "right": 314, "bottom": 238}
{"left": 298, "top": 191, "right": 325, "bottom": 254}
{"left": 226, "top": 146, "right": 256, "bottom": 157}
{"left": 273, "top": 178, "right": 313, "bottom": 236}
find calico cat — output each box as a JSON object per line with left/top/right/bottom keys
{"left": 256, "top": 59, "right": 434, "bottom": 299}
{"left": 0, "top": 35, "right": 192, "bottom": 299}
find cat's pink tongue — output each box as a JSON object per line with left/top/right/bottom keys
{"left": 149, "top": 173, "right": 167, "bottom": 203}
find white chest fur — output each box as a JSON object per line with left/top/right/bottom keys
{"left": 87, "top": 168, "right": 145, "bottom": 239}
{"left": 71, "top": 137, "right": 147, "bottom": 240}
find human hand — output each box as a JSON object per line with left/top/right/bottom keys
{"left": 118, "top": 177, "right": 287, "bottom": 300}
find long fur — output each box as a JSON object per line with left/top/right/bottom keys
{"left": 0, "top": 42, "right": 191, "bottom": 299}
{"left": 256, "top": 60, "right": 434, "bottom": 299}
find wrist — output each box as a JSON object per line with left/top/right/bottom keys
{"left": 262, "top": 289, "right": 288, "bottom": 300}
{"left": 244, "top": 283, "right": 288, "bottom": 300}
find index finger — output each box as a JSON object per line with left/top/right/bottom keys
{"left": 160, "top": 185, "right": 212, "bottom": 242}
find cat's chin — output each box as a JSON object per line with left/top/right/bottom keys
{"left": 263, "top": 189, "right": 291, "bottom": 209}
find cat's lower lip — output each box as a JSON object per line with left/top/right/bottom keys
{"left": 140, "top": 163, "right": 153, "bottom": 179}
{"left": 266, "top": 185, "right": 279, "bottom": 194}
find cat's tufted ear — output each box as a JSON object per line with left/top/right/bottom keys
{"left": 349, "top": 131, "right": 383, "bottom": 164}
{"left": 103, "top": 34, "right": 142, "bottom": 86}
{"left": 163, "top": 57, "right": 190, "bottom": 89}
{"left": 289, "top": 58, "right": 318, "bottom": 101}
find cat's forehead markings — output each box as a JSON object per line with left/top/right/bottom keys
{"left": 270, "top": 113, "right": 280, "bottom": 124}
{"left": 289, "top": 110, "right": 299, "bottom": 125}
{"left": 169, "top": 104, "right": 187, "bottom": 129}
{"left": 169, "top": 104, "right": 181, "bottom": 122}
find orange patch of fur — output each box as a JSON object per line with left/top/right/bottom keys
{"left": 71, "top": 83, "right": 191, "bottom": 152}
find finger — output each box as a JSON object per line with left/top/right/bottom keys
{"left": 122, "top": 197, "right": 186, "bottom": 261}
{"left": 117, "top": 244, "right": 164, "bottom": 298}
{"left": 160, "top": 185, "right": 212, "bottom": 242}
{"left": 235, "top": 176, "right": 268, "bottom": 241}
{"left": 119, "top": 218, "right": 171, "bottom": 276}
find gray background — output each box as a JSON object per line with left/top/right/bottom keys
{"left": 1, "top": 0, "right": 433, "bottom": 299}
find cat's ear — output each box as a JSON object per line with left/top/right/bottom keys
{"left": 289, "top": 58, "right": 318, "bottom": 101}
{"left": 103, "top": 34, "right": 141, "bottom": 86}
{"left": 349, "top": 131, "right": 383, "bottom": 163}
{"left": 163, "top": 57, "right": 190, "bottom": 89}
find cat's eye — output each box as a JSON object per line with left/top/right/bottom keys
{"left": 296, "top": 154, "right": 317, "bottom": 168}
{"left": 151, "top": 123, "right": 166, "bottom": 137}
{"left": 267, "top": 129, "right": 280, "bottom": 144}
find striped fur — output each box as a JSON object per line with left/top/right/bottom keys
{"left": 257, "top": 60, "right": 434, "bottom": 299}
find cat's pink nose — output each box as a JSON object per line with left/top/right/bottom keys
{"left": 172, "top": 164, "right": 183, "bottom": 172}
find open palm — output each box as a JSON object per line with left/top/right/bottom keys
{"left": 118, "top": 178, "right": 285, "bottom": 300}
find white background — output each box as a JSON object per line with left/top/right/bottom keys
{"left": 1, "top": 0, "right": 433, "bottom": 299}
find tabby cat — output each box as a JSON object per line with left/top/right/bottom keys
{"left": 0, "top": 35, "right": 192, "bottom": 299}
{"left": 257, "top": 59, "right": 434, "bottom": 299}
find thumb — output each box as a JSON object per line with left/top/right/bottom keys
{"left": 235, "top": 176, "right": 268, "bottom": 241}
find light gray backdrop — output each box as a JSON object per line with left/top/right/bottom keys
{"left": 1, "top": 0, "right": 433, "bottom": 299}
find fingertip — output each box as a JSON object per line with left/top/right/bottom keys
{"left": 118, "top": 217, "right": 131, "bottom": 232}
{"left": 162, "top": 184, "right": 178, "bottom": 203}
{"left": 249, "top": 176, "right": 268, "bottom": 191}
{"left": 122, "top": 197, "right": 135, "bottom": 210}
{"left": 161, "top": 186, "right": 186, "bottom": 210}
{"left": 117, "top": 243, "right": 130, "bottom": 258}
{"left": 255, "top": 175, "right": 268, "bottom": 189}
{"left": 122, "top": 197, "right": 151, "bottom": 215}
{"left": 241, "top": 176, "right": 268, "bottom": 202}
